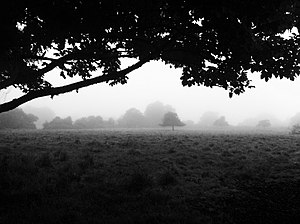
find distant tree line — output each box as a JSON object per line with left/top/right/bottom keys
{"left": 22, "top": 106, "right": 56, "bottom": 129}
{"left": 197, "top": 111, "right": 230, "bottom": 127}
{"left": 6, "top": 102, "right": 300, "bottom": 130}
{"left": 0, "top": 108, "right": 38, "bottom": 129}
{"left": 117, "top": 101, "right": 177, "bottom": 128}
{"left": 43, "top": 116, "right": 115, "bottom": 130}
{"left": 43, "top": 101, "right": 181, "bottom": 130}
{"left": 0, "top": 101, "right": 183, "bottom": 130}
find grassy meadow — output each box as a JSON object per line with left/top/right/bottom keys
{"left": 0, "top": 128, "right": 299, "bottom": 224}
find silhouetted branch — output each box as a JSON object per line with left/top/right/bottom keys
{"left": 0, "top": 58, "right": 148, "bottom": 113}
{"left": 0, "top": 51, "right": 134, "bottom": 91}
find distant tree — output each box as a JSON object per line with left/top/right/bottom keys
{"left": 43, "top": 116, "right": 73, "bottom": 129}
{"left": 73, "top": 117, "right": 88, "bottom": 129}
{"left": 118, "top": 108, "right": 146, "bottom": 128}
{"left": 144, "top": 101, "right": 175, "bottom": 127}
{"left": 291, "top": 124, "right": 300, "bottom": 134}
{"left": 213, "top": 116, "right": 229, "bottom": 127}
{"left": 22, "top": 106, "right": 56, "bottom": 129}
{"left": 0, "top": 108, "right": 38, "bottom": 129}
{"left": 103, "top": 118, "right": 115, "bottom": 128}
{"left": 160, "top": 112, "right": 185, "bottom": 131}
{"left": 289, "top": 112, "right": 300, "bottom": 126}
{"left": 289, "top": 113, "right": 300, "bottom": 134}
{"left": 74, "top": 116, "right": 103, "bottom": 129}
{"left": 239, "top": 114, "right": 284, "bottom": 127}
{"left": 198, "top": 111, "right": 219, "bottom": 127}
{"left": 257, "top": 119, "right": 271, "bottom": 128}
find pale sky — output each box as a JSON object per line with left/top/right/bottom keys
{"left": 2, "top": 59, "right": 300, "bottom": 125}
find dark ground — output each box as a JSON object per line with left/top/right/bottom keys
{"left": 0, "top": 129, "right": 299, "bottom": 224}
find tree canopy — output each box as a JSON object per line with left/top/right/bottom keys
{"left": 160, "top": 112, "right": 185, "bottom": 131}
{"left": 213, "top": 116, "right": 229, "bottom": 127}
{"left": 22, "top": 105, "right": 56, "bottom": 129}
{"left": 43, "top": 116, "right": 73, "bottom": 129}
{"left": 0, "top": 108, "right": 38, "bottom": 129}
{"left": 118, "top": 108, "right": 146, "bottom": 128}
{"left": 144, "top": 101, "right": 175, "bottom": 127}
{"left": 198, "top": 111, "right": 219, "bottom": 126}
{"left": 1, "top": 0, "right": 300, "bottom": 113}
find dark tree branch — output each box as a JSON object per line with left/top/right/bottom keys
{"left": 0, "top": 58, "right": 149, "bottom": 113}
{"left": 0, "top": 32, "right": 174, "bottom": 113}
{"left": 0, "top": 51, "right": 134, "bottom": 91}
{"left": 34, "top": 53, "right": 77, "bottom": 75}
{"left": 0, "top": 54, "right": 73, "bottom": 90}
{"left": 23, "top": 53, "right": 132, "bottom": 62}
{"left": 23, "top": 56, "right": 60, "bottom": 61}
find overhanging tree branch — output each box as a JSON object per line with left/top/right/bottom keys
{"left": 0, "top": 51, "right": 133, "bottom": 91}
{"left": 1, "top": 0, "right": 298, "bottom": 114}
{"left": 0, "top": 54, "right": 73, "bottom": 90}
{"left": 0, "top": 58, "right": 149, "bottom": 113}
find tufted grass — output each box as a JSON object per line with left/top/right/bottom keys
{"left": 0, "top": 128, "right": 299, "bottom": 224}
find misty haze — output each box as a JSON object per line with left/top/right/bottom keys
{"left": 1, "top": 1, "right": 300, "bottom": 224}
{"left": 9, "top": 60, "right": 300, "bottom": 127}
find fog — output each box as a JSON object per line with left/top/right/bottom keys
{"left": 4, "top": 60, "right": 300, "bottom": 126}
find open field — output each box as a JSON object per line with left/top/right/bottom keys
{"left": 1, "top": 128, "right": 300, "bottom": 224}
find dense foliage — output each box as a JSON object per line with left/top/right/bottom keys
{"left": 213, "top": 116, "right": 229, "bottom": 127}
{"left": 118, "top": 108, "right": 146, "bottom": 128}
{"left": 73, "top": 116, "right": 104, "bottom": 129}
{"left": 43, "top": 115, "right": 115, "bottom": 129}
{"left": 41, "top": 101, "right": 177, "bottom": 129}
{"left": 118, "top": 102, "right": 176, "bottom": 128}
{"left": 160, "top": 112, "right": 185, "bottom": 130}
{"left": 0, "top": 108, "right": 38, "bottom": 129}
{"left": 144, "top": 101, "right": 175, "bottom": 127}
{"left": 43, "top": 116, "right": 73, "bottom": 129}
{"left": 1, "top": 0, "right": 300, "bottom": 112}
{"left": 22, "top": 106, "right": 56, "bottom": 129}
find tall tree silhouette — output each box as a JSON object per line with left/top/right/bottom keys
{"left": 1, "top": 0, "right": 300, "bottom": 113}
